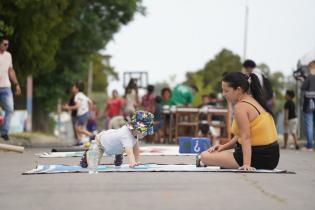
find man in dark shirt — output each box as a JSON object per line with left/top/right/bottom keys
{"left": 283, "top": 90, "right": 299, "bottom": 150}
{"left": 299, "top": 60, "right": 315, "bottom": 150}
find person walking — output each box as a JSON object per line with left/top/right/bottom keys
{"left": 0, "top": 36, "right": 21, "bottom": 140}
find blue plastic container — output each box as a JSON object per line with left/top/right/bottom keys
{"left": 179, "top": 137, "right": 211, "bottom": 153}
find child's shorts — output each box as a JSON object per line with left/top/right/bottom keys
{"left": 77, "top": 112, "right": 90, "bottom": 126}
{"left": 284, "top": 118, "right": 297, "bottom": 135}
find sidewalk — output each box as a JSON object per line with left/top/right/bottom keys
{"left": 0, "top": 132, "right": 73, "bottom": 148}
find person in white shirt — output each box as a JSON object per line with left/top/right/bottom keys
{"left": 80, "top": 110, "right": 154, "bottom": 168}
{"left": 243, "top": 59, "right": 275, "bottom": 111}
{"left": 63, "top": 81, "right": 92, "bottom": 145}
{"left": 0, "top": 37, "right": 21, "bottom": 141}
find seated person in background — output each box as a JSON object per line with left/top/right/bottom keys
{"left": 160, "top": 87, "right": 175, "bottom": 142}
{"left": 80, "top": 111, "right": 154, "bottom": 168}
{"left": 197, "top": 72, "right": 279, "bottom": 170}
{"left": 171, "top": 83, "right": 198, "bottom": 106}
{"left": 198, "top": 94, "right": 210, "bottom": 108}
{"left": 208, "top": 92, "right": 220, "bottom": 107}
{"left": 161, "top": 87, "right": 176, "bottom": 106}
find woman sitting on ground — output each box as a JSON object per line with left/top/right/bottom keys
{"left": 197, "top": 72, "right": 279, "bottom": 171}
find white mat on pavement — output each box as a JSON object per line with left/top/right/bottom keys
{"left": 22, "top": 164, "right": 291, "bottom": 174}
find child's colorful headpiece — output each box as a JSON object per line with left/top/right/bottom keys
{"left": 127, "top": 111, "right": 154, "bottom": 136}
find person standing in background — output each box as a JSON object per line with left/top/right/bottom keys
{"left": 299, "top": 60, "right": 315, "bottom": 151}
{"left": 104, "top": 89, "right": 124, "bottom": 129}
{"left": 282, "top": 90, "right": 299, "bottom": 150}
{"left": 243, "top": 59, "right": 275, "bottom": 112}
{"left": 141, "top": 85, "right": 155, "bottom": 113}
{"left": 124, "top": 79, "right": 139, "bottom": 120}
{"left": 0, "top": 36, "right": 21, "bottom": 141}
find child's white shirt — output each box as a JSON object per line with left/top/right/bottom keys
{"left": 98, "top": 125, "right": 137, "bottom": 155}
{"left": 74, "top": 92, "right": 90, "bottom": 116}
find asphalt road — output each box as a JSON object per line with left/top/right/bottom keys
{"left": 0, "top": 147, "right": 314, "bottom": 210}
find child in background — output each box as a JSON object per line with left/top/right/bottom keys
{"left": 63, "top": 81, "right": 93, "bottom": 145}
{"left": 87, "top": 100, "right": 98, "bottom": 133}
{"left": 282, "top": 90, "right": 299, "bottom": 150}
{"left": 80, "top": 111, "right": 154, "bottom": 168}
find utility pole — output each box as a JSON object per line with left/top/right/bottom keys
{"left": 87, "top": 61, "right": 93, "bottom": 97}
{"left": 243, "top": 1, "right": 249, "bottom": 61}
{"left": 26, "top": 75, "right": 33, "bottom": 131}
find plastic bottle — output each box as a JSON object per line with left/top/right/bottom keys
{"left": 87, "top": 140, "right": 98, "bottom": 174}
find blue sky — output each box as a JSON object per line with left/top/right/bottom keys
{"left": 106, "top": 0, "right": 315, "bottom": 94}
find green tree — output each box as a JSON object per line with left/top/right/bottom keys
{"left": 92, "top": 54, "right": 118, "bottom": 93}
{"left": 0, "top": 0, "right": 145, "bottom": 131}
{"left": 185, "top": 49, "right": 242, "bottom": 106}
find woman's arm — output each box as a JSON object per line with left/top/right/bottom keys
{"left": 220, "top": 136, "right": 238, "bottom": 150}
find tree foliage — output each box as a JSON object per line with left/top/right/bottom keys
{"left": 185, "top": 49, "right": 242, "bottom": 105}
{"left": 185, "top": 49, "right": 291, "bottom": 111}
{"left": 0, "top": 0, "right": 145, "bottom": 130}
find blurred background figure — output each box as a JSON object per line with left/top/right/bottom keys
{"left": 124, "top": 78, "right": 139, "bottom": 120}
{"left": 87, "top": 100, "right": 98, "bottom": 133}
{"left": 63, "top": 81, "right": 92, "bottom": 145}
{"left": 299, "top": 60, "right": 315, "bottom": 151}
{"left": 141, "top": 84, "right": 155, "bottom": 113}
{"left": 282, "top": 90, "right": 299, "bottom": 150}
{"left": 63, "top": 85, "right": 78, "bottom": 140}
{"left": 243, "top": 59, "right": 275, "bottom": 112}
{"left": 161, "top": 87, "right": 175, "bottom": 106}
{"left": 208, "top": 92, "right": 221, "bottom": 107}
{"left": 171, "top": 83, "right": 198, "bottom": 107}
{"left": 104, "top": 89, "right": 124, "bottom": 130}
{"left": 198, "top": 94, "right": 210, "bottom": 108}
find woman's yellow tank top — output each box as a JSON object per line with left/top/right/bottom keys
{"left": 231, "top": 102, "right": 278, "bottom": 146}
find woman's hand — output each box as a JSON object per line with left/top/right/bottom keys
{"left": 207, "top": 144, "right": 224, "bottom": 153}
{"left": 239, "top": 165, "right": 256, "bottom": 171}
